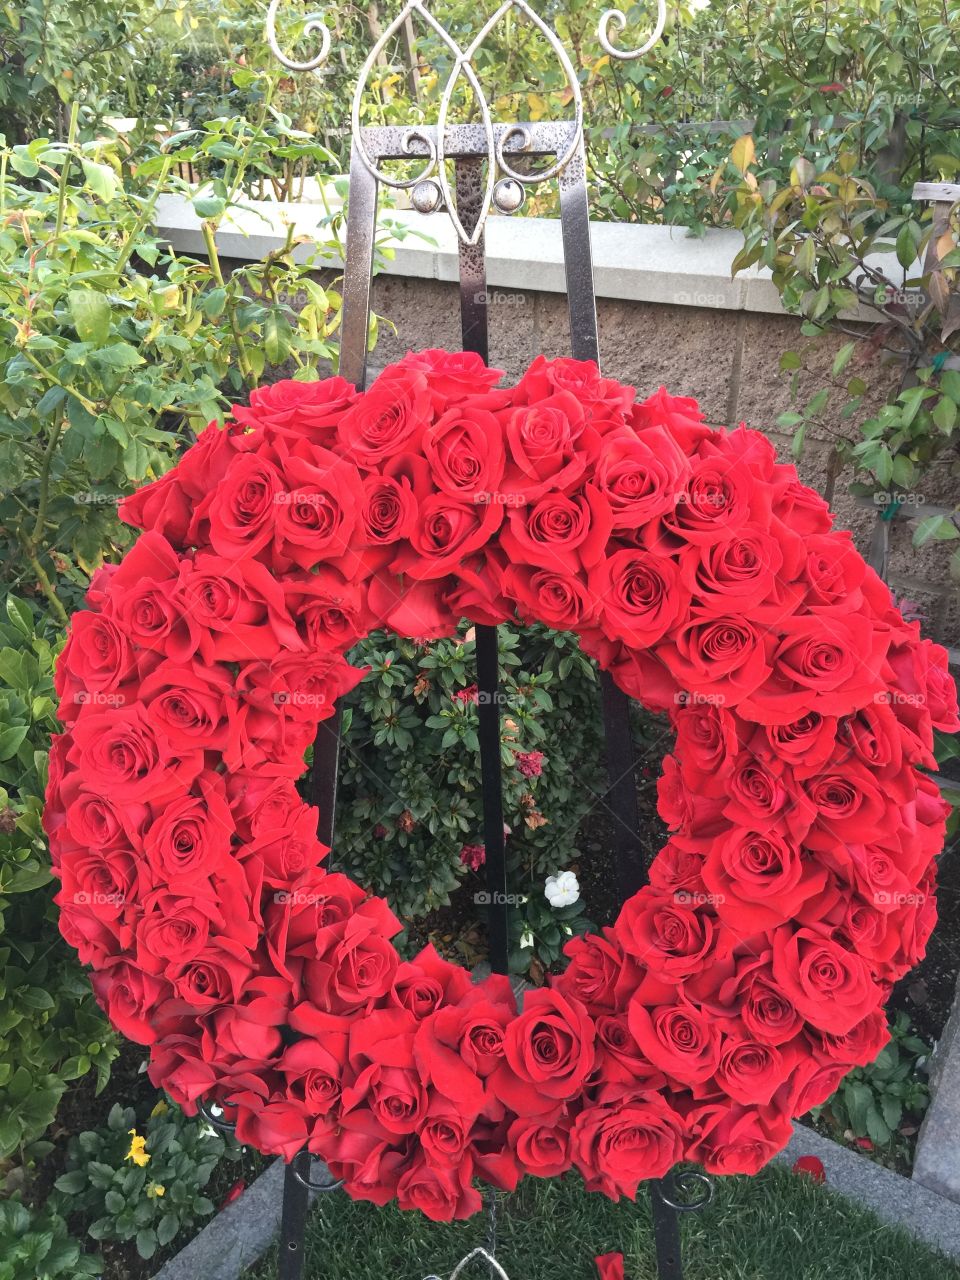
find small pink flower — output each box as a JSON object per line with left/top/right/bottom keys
{"left": 373, "top": 824, "right": 387, "bottom": 839}
{"left": 453, "top": 685, "right": 479, "bottom": 704}
{"left": 517, "top": 750, "right": 545, "bottom": 778}
{"left": 459, "top": 843, "right": 485, "bottom": 871}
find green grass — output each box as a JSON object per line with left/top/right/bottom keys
{"left": 247, "top": 1165, "right": 960, "bottom": 1280}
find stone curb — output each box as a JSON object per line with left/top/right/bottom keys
{"left": 152, "top": 1123, "right": 960, "bottom": 1279}
{"left": 151, "top": 1156, "right": 314, "bottom": 1280}
{"left": 775, "top": 1124, "right": 960, "bottom": 1260}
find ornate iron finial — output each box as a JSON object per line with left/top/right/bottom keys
{"left": 265, "top": 0, "right": 331, "bottom": 72}
{"left": 262, "top": 1, "right": 664, "bottom": 245}
{"left": 598, "top": 0, "right": 668, "bottom": 59}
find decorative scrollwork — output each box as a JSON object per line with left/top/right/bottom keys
{"left": 599, "top": 0, "right": 668, "bottom": 60}
{"left": 197, "top": 1099, "right": 236, "bottom": 1133}
{"left": 658, "top": 1168, "right": 715, "bottom": 1214}
{"left": 423, "top": 1246, "right": 512, "bottom": 1280}
{"left": 289, "top": 1149, "right": 345, "bottom": 1193}
{"left": 263, "top": 1, "right": 662, "bottom": 246}
{"left": 265, "top": 0, "right": 331, "bottom": 73}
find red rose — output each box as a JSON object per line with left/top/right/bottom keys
{"left": 681, "top": 525, "right": 794, "bottom": 616}
{"left": 110, "top": 533, "right": 198, "bottom": 663}
{"left": 717, "top": 1037, "right": 791, "bottom": 1106}
{"left": 494, "top": 989, "right": 595, "bottom": 1114}
{"left": 233, "top": 1096, "right": 310, "bottom": 1161}
{"left": 557, "top": 930, "right": 631, "bottom": 1011}
{"left": 509, "top": 1112, "right": 571, "bottom": 1178}
{"left": 91, "top": 961, "right": 170, "bottom": 1044}
{"left": 723, "top": 962, "right": 803, "bottom": 1046}
{"left": 661, "top": 613, "right": 772, "bottom": 708}
{"left": 396, "top": 1154, "right": 482, "bottom": 1222}
{"left": 501, "top": 390, "right": 593, "bottom": 499}
{"left": 589, "top": 548, "right": 687, "bottom": 648}
{"left": 501, "top": 486, "right": 612, "bottom": 573}
{"left": 395, "top": 348, "right": 505, "bottom": 407}
{"left": 502, "top": 563, "right": 596, "bottom": 631}
{"left": 686, "top": 1102, "right": 792, "bottom": 1174}
{"left": 177, "top": 553, "right": 302, "bottom": 663}
{"left": 673, "top": 702, "right": 739, "bottom": 796}
{"left": 302, "top": 898, "right": 402, "bottom": 1014}
{"left": 771, "top": 926, "right": 880, "bottom": 1035}
{"left": 572, "top": 1088, "right": 684, "bottom": 1198}
{"left": 627, "top": 999, "right": 721, "bottom": 1085}
{"left": 166, "top": 942, "right": 252, "bottom": 1011}
{"left": 273, "top": 449, "right": 364, "bottom": 571}
{"left": 231, "top": 376, "right": 357, "bottom": 438}
{"left": 67, "top": 706, "right": 202, "bottom": 803}
{"left": 422, "top": 403, "right": 505, "bottom": 500}
{"left": 702, "top": 826, "right": 828, "bottom": 933}
{"left": 392, "top": 491, "right": 503, "bottom": 580}
{"left": 144, "top": 776, "right": 234, "bottom": 884}
{"left": 202, "top": 453, "right": 285, "bottom": 559}
{"left": 337, "top": 366, "right": 432, "bottom": 468}
{"left": 594, "top": 424, "right": 690, "bottom": 527}
{"left": 359, "top": 473, "right": 417, "bottom": 547}
{"left": 514, "top": 355, "right": 634, "bottom": 426}
{"left": 614, "top": 894, "right": 716, "bottom": 981}
{"left": 764, "top": 711, "right": 837, "bottom": 769}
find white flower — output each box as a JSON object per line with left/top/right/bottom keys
{"left": 545, "top": 871, "right": 580, "bottom": 908}
{"left": 519, "top": 927, "right": 536, "bottom": 950}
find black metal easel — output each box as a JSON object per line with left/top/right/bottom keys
{"left": 202, "top": 5, "right": 716, "bottom": 1278}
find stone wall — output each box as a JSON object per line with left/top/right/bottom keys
{"left": 370, "top": 274, "right": 959, "bottom": 650}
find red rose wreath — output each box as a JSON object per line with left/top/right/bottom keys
{"left": 45, "top": 350, "right": 958, "bottom": 1221}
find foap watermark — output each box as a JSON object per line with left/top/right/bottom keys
{"left": 874, "top": 890, "right": 926, "bottom": 907}
{"left": 873, "top": 491, "right": 926, "bottom": 509}
{"left": 274, "top": 889, "right": 326, "bottom": 906}
{"left": 673, "top": 289, "right": 732, "bottom": 309}
{"left": 273, "top": 691, "right": 328, "bottom": 709}
{"left": 76, "top": 690, "right": 125, "bottom": 708}
{"left": 474, "top": 891, "right": 528, "bottom": 906}
{"left": 472, "top": 290, "right": 528, "bottom": 307}
{"left": 74, "top": 491, "right": 123, "bottom": 506}
{"left": 73, "top": 890, "right": 125, "bottom": 907}
{"left": 874, "top": 689, "right": 926, "bottom": 708}
{"left": 473, "top": 490, "right": 525, "bottom": 507}
{"left": 674, "top": 890, "right": 725, "bottom": 907}
{"left": 674, "top": 690, "right": 726, "bottom": 707}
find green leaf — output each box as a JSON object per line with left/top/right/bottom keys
{"left": 157, "top": 1214, "right": 180, "bottom": 1247}
{"left": 264, "top": 312, "right": 292, "bottom": 366}
{"left": 932, "top": 396, "right": 957, "bottom": 435}
{"left": 136, "top": 1228, "right": 158, "bottom": 1259}
{"left": 832, "top": 341, "right": 856, "bottom": 377}
{"left": 896, "top": 221, "right": 920, "bottom": 269}
{"left": 69, "top": 289, "right": 112, "bottom": 347}
{"left": 5, "top": 596, "right": 33, "bottom": 638}
{"left": 0, "top": 726, "right": 28, "bottom": 760}
{"left": 81, "top": 159, "right": 118, "bottom": 203}
{"left": 913, "top": 515, "right": 959, "bottom": 546}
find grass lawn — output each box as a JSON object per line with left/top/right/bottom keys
{"left": 248, "top": 1164, "right": 960, "bottom": 1280}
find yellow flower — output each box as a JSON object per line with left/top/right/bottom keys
{"left": 149, "top": 1099, "right": 169, "bottom": 1119}
{"left": 146, "top": 1182, "right": 165, "bottom": 1198}
{"left": 126, "top": 1129, "right": 150, "bottom": 1167}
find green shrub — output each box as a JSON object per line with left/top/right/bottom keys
{"left": 814, "top": 1011, "right": 931, "bottom": 1156}
{"left": 54, "top": 1099, "right": 240, "bottom": 1261}
{"left": 0, "top": 1195, "right": 99, "bottom": 1280}
{"left": 335, "top": 625, "right": 605, "bottom": 938}
{"left": 0, "top": 595, "right": 117, "bottom": 1158}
